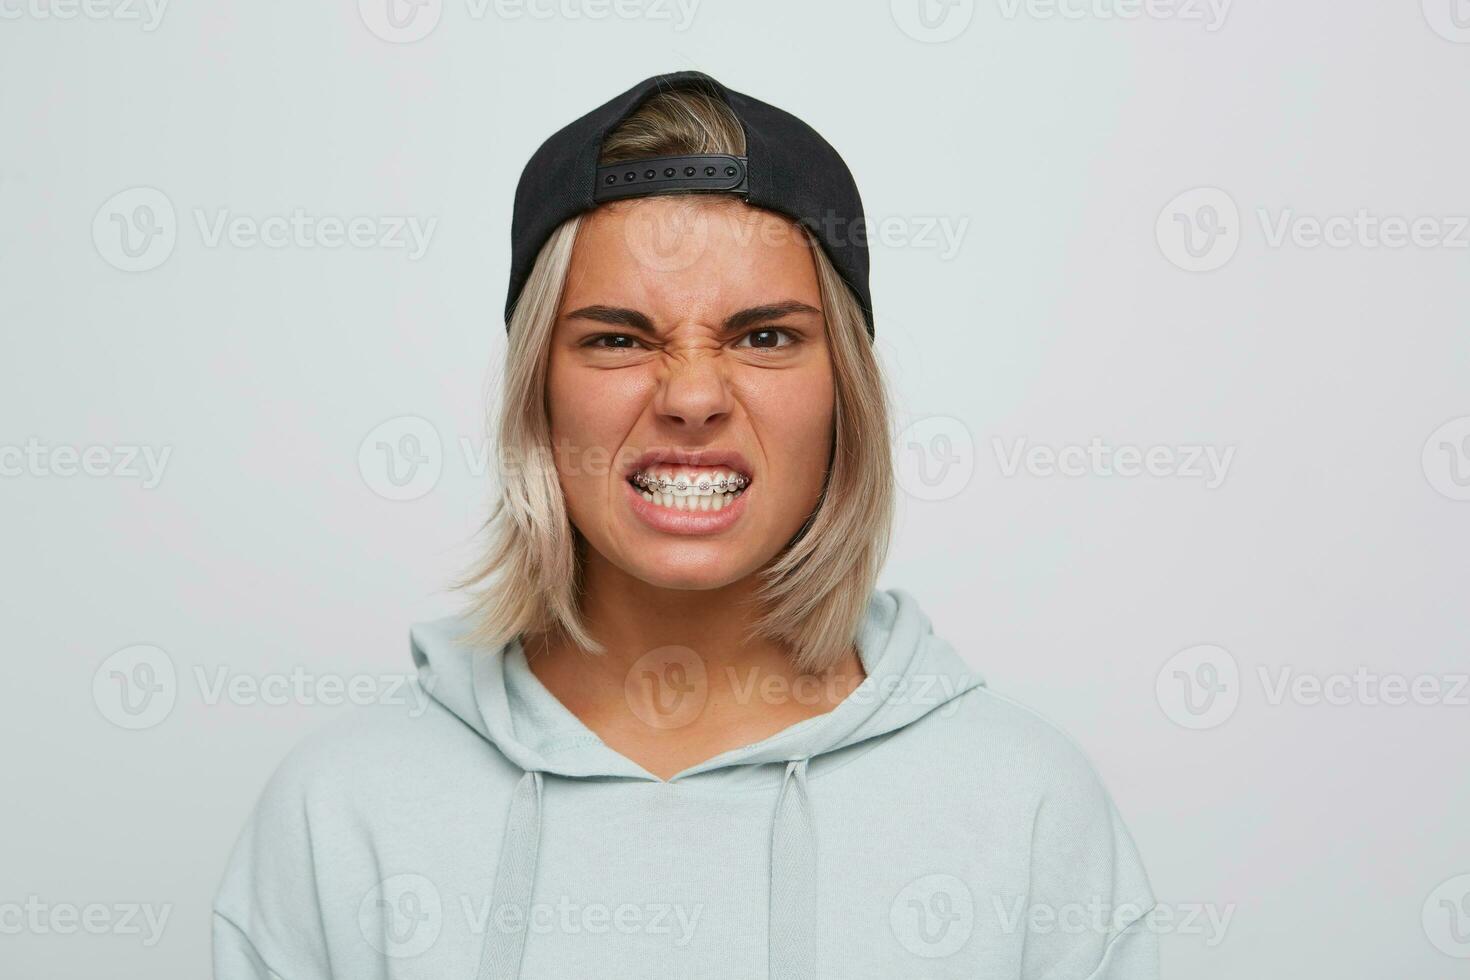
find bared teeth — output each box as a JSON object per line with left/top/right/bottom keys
{"left": 630, "top": 468, "right": 750, "bottom": 495}
{"left": 630, "top": 467, "right": 750, "bottom": 511}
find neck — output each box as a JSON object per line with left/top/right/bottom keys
{"left": 522, "top": 546, "right": 866, "bottom": 778}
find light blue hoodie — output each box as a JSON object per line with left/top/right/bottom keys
{"left": 213, "top": 588, "right": 1159, "bottom": 979}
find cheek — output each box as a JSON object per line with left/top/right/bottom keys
{"left": 546, "top": 366, "right": 647, "bottom": 488}
{"left": 746, "top": 371, "right": 836, "bottom": 496}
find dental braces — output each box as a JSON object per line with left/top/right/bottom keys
{"left": 631, "top": 472, "right": 750, "bottom": 494}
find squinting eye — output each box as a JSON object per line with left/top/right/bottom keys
{"left": 587, "top": 334, "right": 645, "bottom": 350}
{"left": 735, "top": 328, "right": 795, "bottom": 350}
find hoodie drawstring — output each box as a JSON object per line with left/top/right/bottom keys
{"left": 477, "top": 761, "right": 818, "bottom": 980}
{"left": 477, "top": 770, "right": 542, "bottom": 980}
{"left": 769, "top": 757, "right": 818, "bottom": 980}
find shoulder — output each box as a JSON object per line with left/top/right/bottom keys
{"left": 212, "top": 684, "right": 517, "bottom": 898}
{"left": 896, "top": 683, "right": 1156, "bottom": 896}
{"left": 212, "top": 686, "right": 522, "bottom": 972}
{"left": 239, "top": 683, "right": 519, "bottom": 827}
{"left": 904, "top": 686, "right": 1160, "bottom": 975}
{"left": 902, "top": 682, "right": 1121, "bottom": 810}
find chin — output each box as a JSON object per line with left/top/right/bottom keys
{"left": 619, "top": 546, "right": 755, "bottom": 592}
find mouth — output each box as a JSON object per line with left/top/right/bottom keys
{"left": 623, "top": 449, "right": 754, "bottom": 531}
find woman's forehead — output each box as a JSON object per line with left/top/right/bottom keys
{"left": 566, "top": 196, "right": 821, "bottom": 310}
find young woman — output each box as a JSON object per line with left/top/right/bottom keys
{"left": 214, "top": 70, "right": 1159, "bottom": 980}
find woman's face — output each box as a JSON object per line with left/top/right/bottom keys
{"left": 546, "top": 196, "right": 835, "bottom": 591}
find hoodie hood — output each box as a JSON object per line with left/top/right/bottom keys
{"left": 408, "top": 587, "right": 985, "bottom": 979}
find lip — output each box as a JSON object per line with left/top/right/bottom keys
{"left": 623, "top": 447, "right": 754, "bottom": 480}
{"left": 624, "top": 477, "right": 750, "bottom": 535}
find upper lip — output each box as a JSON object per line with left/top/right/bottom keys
{"left": 625, "top": 448, "right": 754, "bottom": 480}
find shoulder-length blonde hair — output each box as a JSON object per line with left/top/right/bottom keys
{"left": 458, "top": 83, "right": 893, "bottom": 674}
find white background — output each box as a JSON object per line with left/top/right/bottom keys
{"left": 2, "top": 0, "right": 1468, "bottom": 977}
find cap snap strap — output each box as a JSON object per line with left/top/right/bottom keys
{"left": 594, "top": 154, "right": 749, "bottom": 202}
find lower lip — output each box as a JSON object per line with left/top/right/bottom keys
{"left": 624, "top": 478, "right": 750, "bottom": 535}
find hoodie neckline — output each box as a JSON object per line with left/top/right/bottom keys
{"left": 409, "top": 587, "right": 985, "bottom": 784}
{"left": 500, "top": 632, "right": 878, "bottom": 784}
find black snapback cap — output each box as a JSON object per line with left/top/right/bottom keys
{"left": 504, "top": 70, "right": 875, "bottom": 340}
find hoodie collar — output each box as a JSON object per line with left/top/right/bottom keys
{"left": 410, "top": 587, "right": 985, "bottom": 782}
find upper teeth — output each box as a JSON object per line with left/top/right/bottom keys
{"left": 632, "top": 468, "right": 750, "bottom": 495}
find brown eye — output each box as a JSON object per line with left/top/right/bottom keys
{"left": 736, "top": 328, "right": 794, "bottom": 351}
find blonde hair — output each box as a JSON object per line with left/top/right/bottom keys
{"left": 458, "top": 86, "right": 894, "bottom": 674}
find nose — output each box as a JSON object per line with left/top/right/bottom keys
{"left": 652, "top": 351, "right": 733, "bottom": 430}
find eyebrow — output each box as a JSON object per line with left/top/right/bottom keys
{"left": 563, "top": 300, "right": 821, "bottom": 336}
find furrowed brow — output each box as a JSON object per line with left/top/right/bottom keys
{"left": 721, "top": 301, "right": 822, "bottom": 334}
{"left": 563, "top": 306, "right": 657, "bottom": 334}
{"left": 563, "top": 300, "right": 821, "bottom": 336}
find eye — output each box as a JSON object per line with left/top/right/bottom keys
{"left": 734, "top": 327, "right": 796, "bottom": 351}
{"left": 584, "top": 333, "right": 646, "bottom": 350}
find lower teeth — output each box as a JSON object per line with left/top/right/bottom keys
{"left": 635, "top": 485, "right": 746, "bottom": 511}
